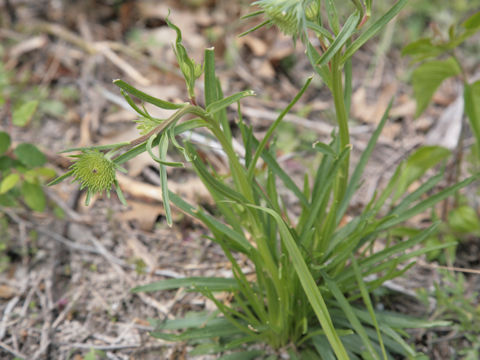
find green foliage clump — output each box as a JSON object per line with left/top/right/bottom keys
{"left": 50, "top": 2, "right": 479, "bottom": 359}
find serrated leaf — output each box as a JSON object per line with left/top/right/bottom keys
{"left": 14, "top": 143, "right": 46, "bottom": 168}
{"left": 21, "top": 182, "right": 46, "bottom": 212}
{"left": 0, "top": 173, "right": 20, "bottom": 194}
{"left": 412, "top": 57, "right": 461, "bottom": 117}
{"left": 12, "top": 100, "right": 38, "bottom": 127}
{"left": 0, "top": 131, "right": 11, "bottom": 155}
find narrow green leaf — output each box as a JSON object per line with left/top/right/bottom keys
{"left": 342, "top": 0, "right": 408, "bottom": 65}
{"left": 390, "top": 172, "right": 443, "bottom": 215}
{"left": 306, "top": 41, "right": 332, "bottom": 89}
{"left": 158, "top": 133, "right": 173, "bottom": 226}
{"left": 325, "top": 0, "right": 340, "bottom": 34}
{"left": 320, "top": 270, "right": 381, "bottom": 360}
{"left": 151, "top": 317, "right": 242, "bottom": 341}
{"left": 59, "top": 142, "right": 130, "bottom": 154}
{"left": 114, "top": 179, "right": 127, "bottom": 206}
{"left": 48, "top": 170, "right": 74, "bottom": 186}
{"left": 120, "top": 89, "right": 148, "bottom": 117}
{"left": 355, "top": 308, "right": 450, "bottom": 329}
{"left": 215, "top": 78, "right": 233, "bottom": 143}
{"left": 132, "top": 277, "right": 238, "bottom": 293}
{"left": 316, "top": 11, "right": 360, "bottom": 67}
{"left": 247, "top": 76, "right": 312, "bottom": 179}
{"left": 379, "top": 176, "right": 478, "bottom": 230}
{"left": 173, "top": 118, "right": 207, "bottom": 135}
{"left": 313, "top": 141, "right": 337, "bottom": 158}
{"left": 238, "top": 19, "right": 272, "bottom": 38}
{"left": 464, "top": 81, "right": 480, "bottom": 156}
{"left": 204, "top": 47, "right": 218, "bottom": 108}
{"left": 344, "top": 39, "right": 353, "bottom": 114}
{"left": 0, "top": 131, "right": 11, "bottom": 155}
{"left": 335, "top": 224, "right": 439, "bottom": 284}
{"left": 306, "top": 21, "right": 334, "bottom": 41}
{"left": 217, "top": 351, "right": 264, "bottom": 360}
{"left": 14, "top": 143, "right": 46, "bottom": 168}
{"left": 187, "top": 144, "right": 246, "bottom": 204}
{"left": 393, "top": 146, "right": 450, "bottom": 202}
{"left": 380, "top": 324, "right": 416, "bottom": 357}
{"left": 149, "top": 311, "right": 216, "bottom": 330}
{"left": 351, "top": 256, "right": 387, "bottom": 360}
{"left": 301, "top": 146, "right": 350, "bottom": 241}
{"left": 245, "top": 204, "right": 349, "bottom": 359}
{"left": 312, "top": 336, "right": 337, "bottom": 360}
{"left": 168, "top": 191, "right": 252, "bottom": 253}
{"left": 412, "top": 57, "right": 461, "bottom": 117}
{"left": 206, "top": 90, "right": 255, "bottom": 115}
{"left": 338, "top": 99, "right": 392, "bottom": 222}
{"left": 12, "top": 100, "right": 38, "bottom": 127}
{"left": 146, "top": 134, "right": 184, "bottom": 167}
{"left": 21, "top": 181, "right": 46, "bottom": 212}
{"left": 240, "top": 10, "right": 265, "bottom": 20}
{"left": 113, "top": 79, "right": 186, "bottom": 110}
{"left": 0, "top": 173, "right": 20, "bottom": 194}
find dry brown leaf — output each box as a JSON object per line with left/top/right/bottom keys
{"left": 120, "top": 201, "right": 164, "bottom": 232}
{"left": 116, "top": 173, "right": 210, "bottom": 206}
{"left": 0, "top": 285, "right": 17, "bottom": 299}
{"left": 238, "top": 36, "right": 268, "bottom": 57}
{"left": 268, "top": 34, "right": 295, "bottom": 60}
{"left": 352, "top": 84, "right": 397, "bottom": 125}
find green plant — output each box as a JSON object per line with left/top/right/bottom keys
{"left": 0, "top": 130, "right": 53, "bottom": 274}
{"left": 417, "top": 270, "right": 480, "bottom": 359}
{"left": 402, "top": 11, "right": 480, "bottom": 264}
{"left": 403, "top": 11, "right": 480, "bottom": 146}
{"left": 0, "top": 131, "right": 54, "bottom": 212}
{"left": 51, "top": 2, "right": 478, "bottom": 359}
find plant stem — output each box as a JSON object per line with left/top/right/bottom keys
{"left": 331, "top": 54, "right": 350, "bottom": 201}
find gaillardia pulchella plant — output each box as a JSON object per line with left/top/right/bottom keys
{"left": 51, "top": 3, "right": 479, "bottom": 359}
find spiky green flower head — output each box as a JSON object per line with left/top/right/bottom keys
{"left": 254, "top": 0, "right": 319, "bottom": 39}
{"left": 70, "top": 150, "right": 121, "bottom": 205}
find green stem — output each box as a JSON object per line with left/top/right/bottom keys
{"left": 331, "top": 54, "right": 350, "bottom": 201}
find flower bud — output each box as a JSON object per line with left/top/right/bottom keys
{"left": 71, "top": 150, "right": 116, "bottom": 195}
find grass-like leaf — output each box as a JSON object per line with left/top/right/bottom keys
{"left": 316, "top": 11, "right": 360, "bottom": 67}
{"left": 341, "top": 0, "right": 408, "bottom": 65}
{"left": 206, "top": 90, "right": 255, "bottom": 115}
{"left": 132, "top": 277, "right": 238, "bottom": 293}
{"left": 245, "top": 204, "right": 349, "bottom": 359}
{"left": 321, "top": 270, "right": 381, "bottom": 359}
{"left": 113, "top": 79, "right": 186, "bottom": 110}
